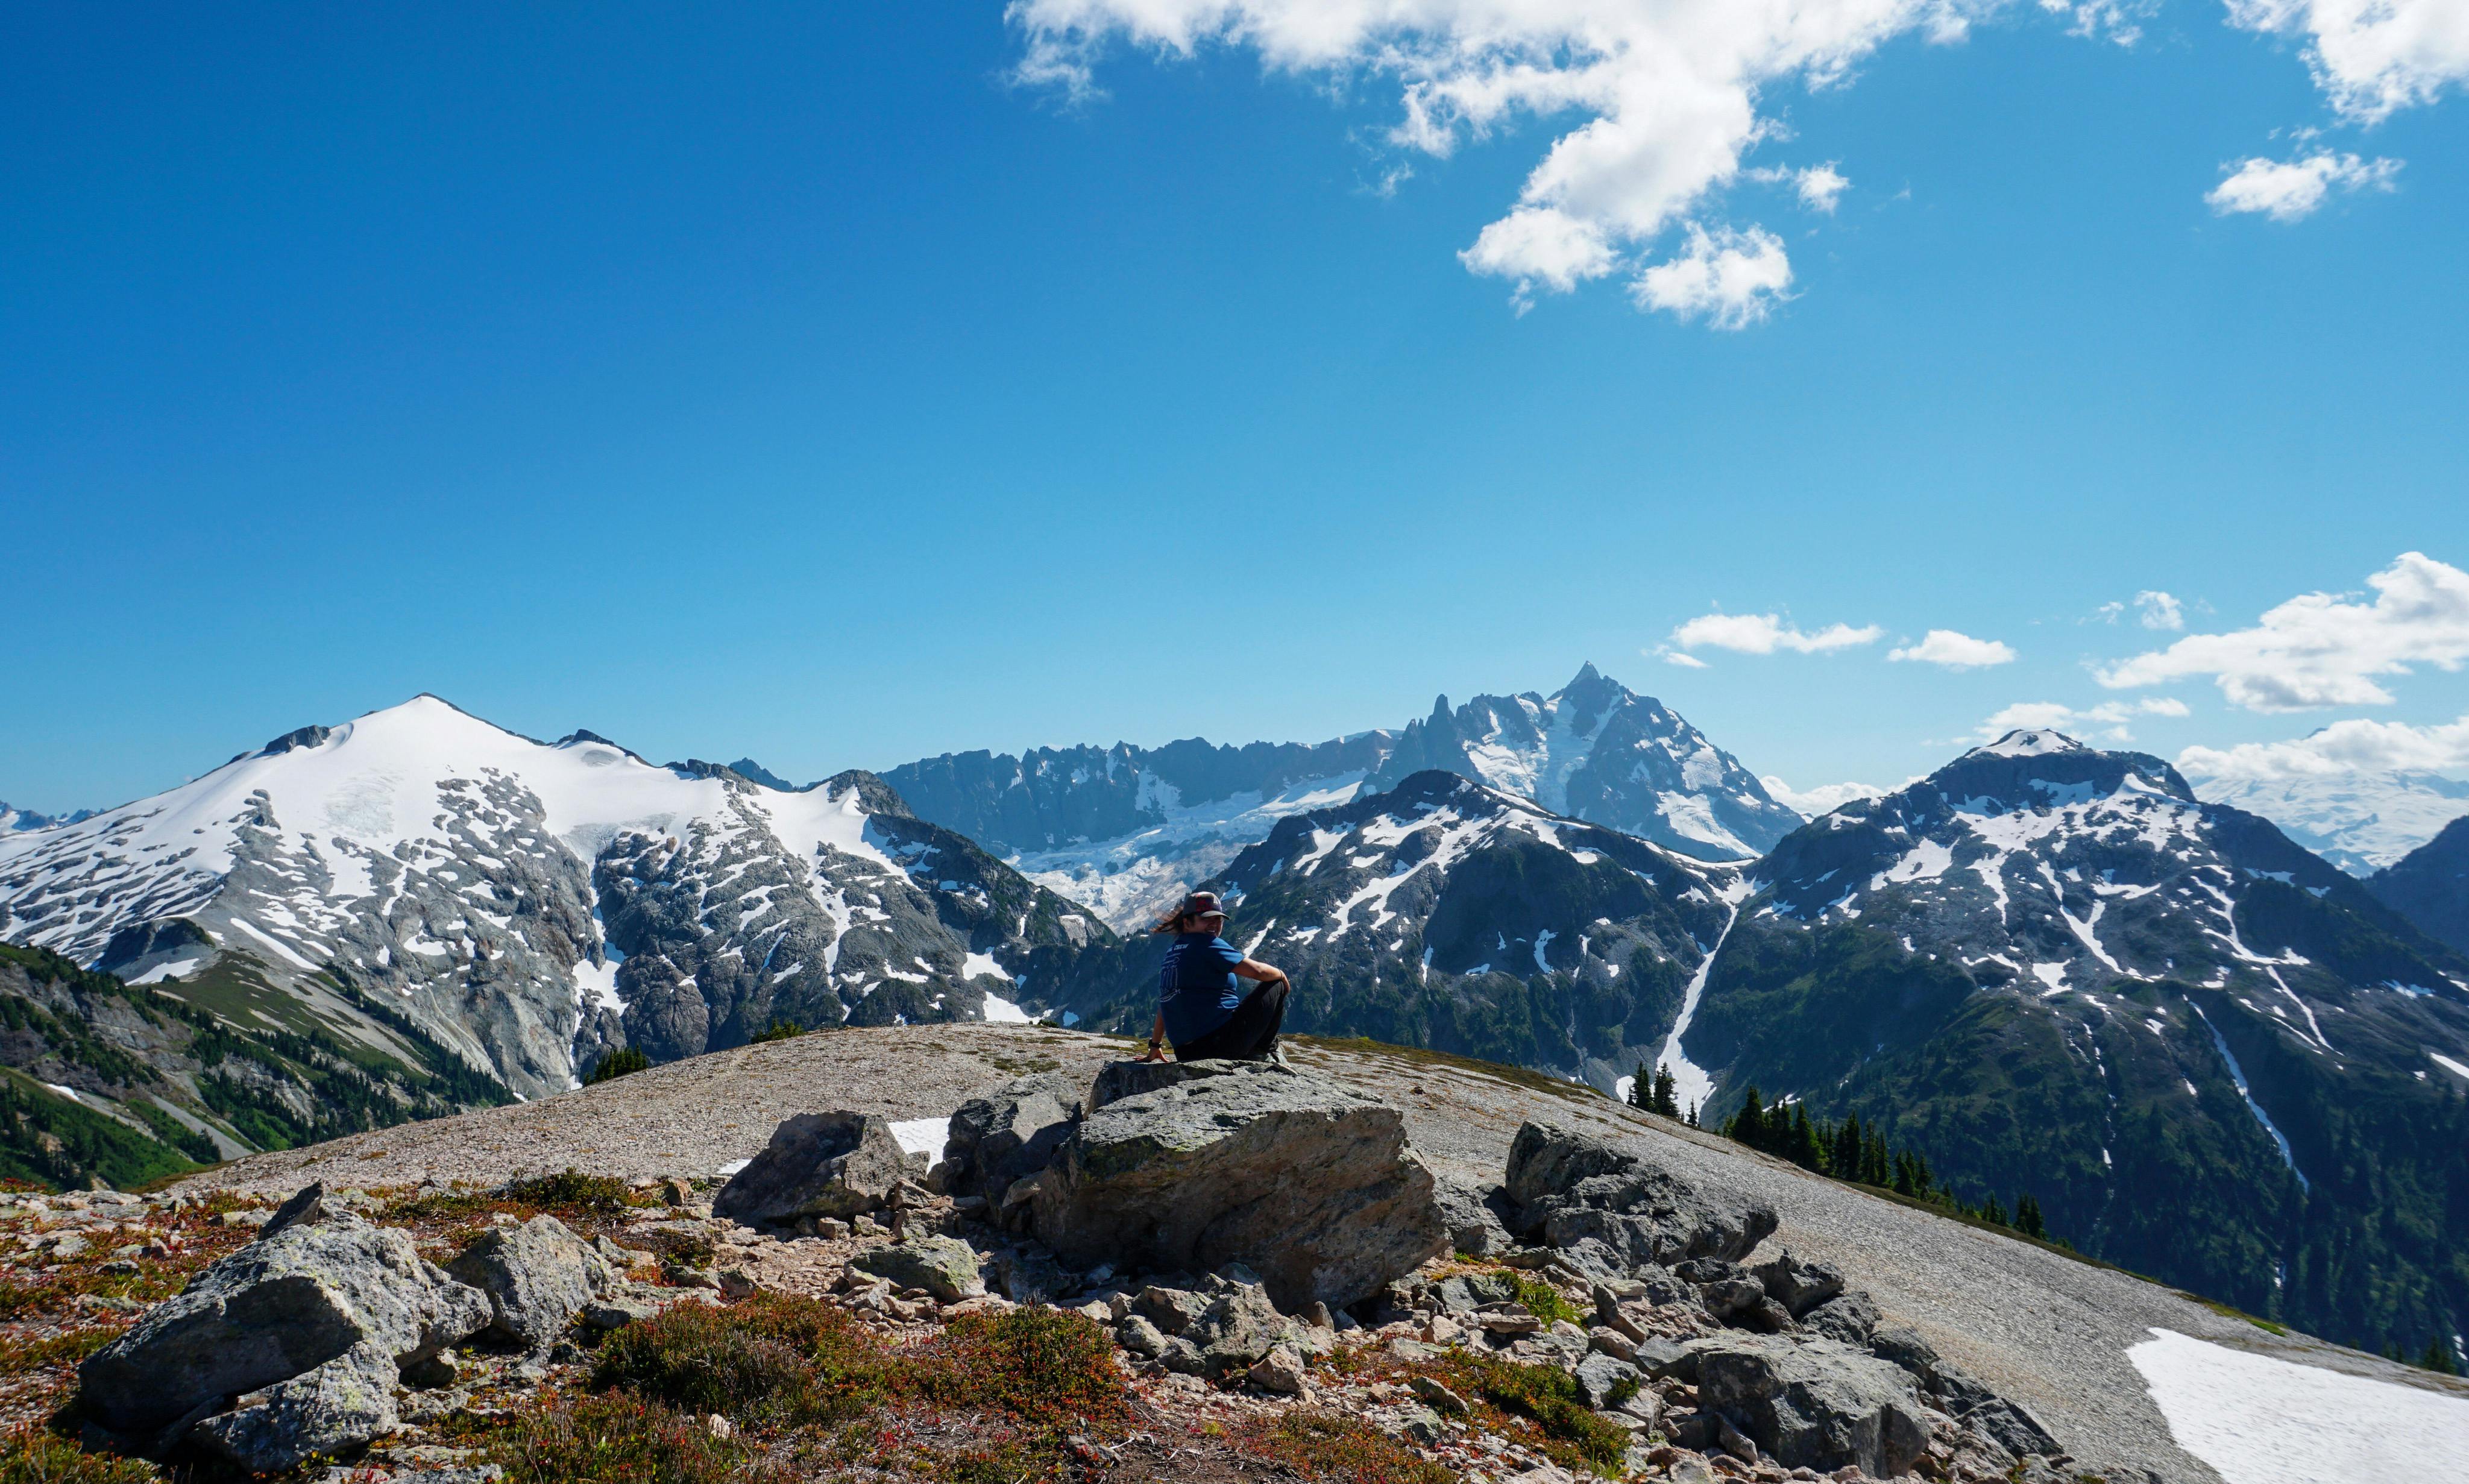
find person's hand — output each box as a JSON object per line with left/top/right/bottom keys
{"left": 1139, "top": 1040, "right": 1168, "bottom": 1063}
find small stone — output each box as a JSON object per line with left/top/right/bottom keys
{"left": 1424, "top": 1315, "right": 1465, "bottom": 1345}
{"left": 852, "top": 1236, "right": 986, "bottom": 1303}
{"left": 1400, "top": 1405, "right": 1446, "bottom": 1444}
{"left": 1588, "top": 1326, "right": 1638, "bottom": 1362}
{"left": 716, "top": 1268, "right": 758, "bottom": 1298}
{"left": 660, "top": 1178, "right": 692, "bottom": 1207}
{"left": 583, "top": 1297, "right": 659, "bottom": 1331}
{"left": 815, "top": 1217, "right": 851, "bottom": 1240}
{"left": 1411, "top": 1376, "right": 1470, "bottom": 1416}
{"left": 1115, "top": 1315, "right": 1169, "bottom": 1359}
{"left": 1248, "top": 1345, "right": 1309, "bottom": 1394}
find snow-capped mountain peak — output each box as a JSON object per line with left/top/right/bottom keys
{"left": 1970, "top": 728, "right": 2087, "bottom": 759}
{"left": 0, "top": 696, "right": 1106, "bottom": 1096}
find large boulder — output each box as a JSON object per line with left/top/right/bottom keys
{"left": 1692, "top": 1333, "right": 1933, "bottom": 1477}
{"left": 714, "top": 1111, "right": 909, "bottom": 1224}
{"left": 192, "top": 1339, "right": 398, "bottom": 1473}
{"left": 1431, "top": 1173, "right": 1516, "bottom": 1258}
{"left": 1504, "top": 1121, "right": 1776, "bottom": 1268}
{"left": 1031, "top": 1063, "right": 1447, "bottom": 1311}
{"left": 78, "top": 1210, "right": 489, "bottom": 1448}
{"left": 942, "top": 1071, "right": 1084, "bottom": 1201}
{"left": 447, "top": 1215, "right": 616, "bottom": 1348}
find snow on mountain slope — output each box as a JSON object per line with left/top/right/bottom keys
{"left": 884, "top": 664, "right": 1797, "bottom": 931}
{"left": 1, "top": 803, "right": 93, "bottom": 832}
{"left": 1048, "top": 769, "right": 1744, "bottom": 1095}
{"left": 0, "top": 697, "right": 1107, "bottom": 1096}
{"left": 2183, "top": 767, "right": 2469, "bottom": 875}
{"left": 1682, "top": 728, "right": 2469, "bottom": 1356}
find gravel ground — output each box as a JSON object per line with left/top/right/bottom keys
{"left": 178, "top": 1024, "right": 2469, "bottom": 1484}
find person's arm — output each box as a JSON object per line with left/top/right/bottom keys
{"left": 1140, "top": 1010, "right": 1169, "bottom": 1061}
{"left": 1234, "top": 958, "right": 1289, "bottom": 986}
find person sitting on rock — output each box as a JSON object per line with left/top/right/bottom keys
{"left": 1139, "top": 890, "right": 1291, "bottom": 1063}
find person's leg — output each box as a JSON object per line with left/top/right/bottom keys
{"left": 1176, "top": 979, "right": 1288, "bottom": 1061}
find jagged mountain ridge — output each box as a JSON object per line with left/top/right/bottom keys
{"left": 879, "top": 664, "right": 1800, "bottom": 931}
{"left": 2373, "top": 814, "right": 2469, "bottom": 957}
{"left": 0, "top": 697, "right": 1111, "bottom": 1099}
{"left": 1676, "top": 728, "right": 2469, "bottom": 1355}
{"left": 1, "top": 802, "right": 93, "bottom": 832}
{"left": 1048, "top": 769, "right": 1746, "bottom": 1093}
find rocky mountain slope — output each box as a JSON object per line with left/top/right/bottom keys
{"left": 1675, "top": 729, "right": 2469, "bottom": 1357}
{"left": 2372, "top": 814, "right": 2469, "bottom": 957}
{"left": 0, "top": 942, "right": 502, "bottom": 1188}
{"left": 1047, "top": 769, "right": 1747, "bottom": 1094}
{"left": 881, "top": 665, "right": 1800, "bottom": 930}
{"left": 161, "top": 1022, "right": 2469, "bottom": 1483}
{"left": 0, "top": 697, "right": 1109, "bottom": 1099}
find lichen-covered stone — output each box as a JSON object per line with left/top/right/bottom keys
{"left": 447, "top": 1215, "right": 615, "bottom": 1347}
{"left": 78, "top": 1213, "right": 489, "bottom": 1443}
{"left": 192, "top": 1339, "right": 398, "bottom": 1472}
{"left": 712, "top": 1111, "right": 909, "bottom": 1224}
{"left": 852, "top": 1235, "right": 986, "bottom": 1302}
{"left": 1032, "top": 1063, "right": 1446, "bottom": 1310}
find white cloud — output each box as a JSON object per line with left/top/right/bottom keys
{"left": 2206, "top": 151, "right": 2401, "bottom": 221}
{"left": 1747, "top": 163, "right": 1850, "bottom": 212}
{"left": 1887, "top": 629, "right": 2018, "bottom": 669}
{"left": 2134, "top": 590, "right": 2184, "bottom": 630}
{"left": 2177, "top": 714, "right": 2469, "bottom": 783}
{"left": 1670, "top": 611, "right": 1883, "bottom": 655}
{"left": 1660, "top": 649, "right": 1712, "bottom": 668}
{"left": 1760, "top": 776, "right": 1887, "bottom": 815}
{"left": 1630, "top": 225, "right": 1793, "bottom": 328}
{"left": 1973, "top": 696, "right": 2189, "bottom": 744}
{"left": 2224, "top": 0, "right": 2469, "bottom": 123}
{"left": 1003, "top": 0, "right": 1990, "bottom": 320}
{"left": 2097, "top": 552, "right": 2469, "bottom": 712}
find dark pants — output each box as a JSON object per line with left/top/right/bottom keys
{"left": 1175, "top": 979, "right": 1289, "bottom": 1062}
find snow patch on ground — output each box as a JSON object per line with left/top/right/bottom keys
{"left": 890, "top": 1117, "right": 951, "bottom": 1160}
{"left": 2128, "top": 1327, "right": 2469, "bottom": 1482}
{"left": 2431, "top": 1052, "right": 2469, "bottom": 1081}
{"left": 978, "top": 992, "right": 1034, "bottom": 1023}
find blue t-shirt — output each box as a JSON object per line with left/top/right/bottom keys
{"left": 1160, "top": 932, "right": 1246, "bottom": 1046}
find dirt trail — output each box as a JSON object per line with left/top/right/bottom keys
{"left": 176, "top": 1025, "right": 2469, "bottom": 1484}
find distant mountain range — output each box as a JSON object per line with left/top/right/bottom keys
{"left": 2373, "top": 815, "right": 2469, "bottom": 958}
{"left": 0, "top": 697, "right": 1106, "bottom": 1099}
{"left": 876, "top": 665, "right": 1802, "bottom": 930}
{"left": 1, "top": 802, "right": 93, "bottom": 832}
{"left": 2183, "top": 766, "right": 2469, "bottom": 876}
{"left": 1682, "top": 728, "right": 2469, "bottom": 1356}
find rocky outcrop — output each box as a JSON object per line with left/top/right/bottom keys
{"left": 1503, "top": 1120, "right": 1776, "bottom": 1268}
{"left": 714, "top": 1111, "right": 910, "bottom": 1225}
{"left": 78, "top": 1207, "right": 489, "bottom": 1457}
{"left": 1031, "top": 1062, "right": 1447, "bottom": 1310}
{"left": 1089, "top": 1057, "right": 1251, "bottom": 1109}
{"left": 446, "top": 1215, "right": 615, "bottom": 1347}
{"left": 1432, "top": 1172, "right": 1515, "bottom": 1257}
{"left": 942, "top": 1071, "right": 1083, "bottom": 1201}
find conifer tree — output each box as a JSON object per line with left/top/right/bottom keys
{"left": 1650, "top": 1066, "right": 1680, "bottom": 1119}
{"left": 2016, "top": 1193, "right": 2046, "bottom": 1239}
{"left": 2423, "top": 1339, "right": 2461, "bottom": 1376}
{"left": 1983, "top": 1194, "right": 2008, "bottom": 1227}
{"left": 1628, "top": 1062, "right": 1649, "bottom": 1109}
{"left": 1788, "top": 1104, "right": 1822, "bottom": 1172}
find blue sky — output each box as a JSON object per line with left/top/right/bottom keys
{"left": 4, "top": 2, "right": 2465, "bottom": 816}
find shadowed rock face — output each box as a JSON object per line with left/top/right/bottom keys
{"left": 941, "top": 1070, "right": 1085, "bottom": 1202}
{"left": 714, "top": 1110, "right": 911, "bottom": 1225}
{"left": 1693, "top": 1333, "right": 1933, "bottom": 1476}
{"left": 1033, "top": 1062, "right": 1447, "bottom": 1310}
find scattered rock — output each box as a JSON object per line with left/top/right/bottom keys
{"left": 1573, "top": 1351, "right": 1641, "bottom": 1409}
{"left": 582, "top": 1295, "right": 662, "bottom": 1332}
{"left": 1800, "top": 1291, "right": 1880, "bottom": 1346}
{"left": 1115, "top": 1314, "right": 1169, "bottom": 1359}
{"left": 712, "top": 1111, "right": 910, "bottom": 1225}
{"left": 852, "top": 1235, "right": 986, "bottom": 1303}
{"left": 446, "top": 1215, "right": 613, "bottom": 1348}
{"left": 78, "top": 1213, "right": 490, "bottom": 1446}
{"left": 1134, "top": 1285, "right": 1209, "bottom": 1335}
{"left": 1411, "top": 1375, "right": 1470, "bottom": 1416}
{"left": 1752, "top": 1248, "right": 1846, "bottom": 1318}
{"left": 1248, "top": 1345, "right": 1309, "bottom": 1394}
{"left": 257, "top": 1182, "right": 327, "bottom": 1243}
{"left": 942, "top": 1072, "right": 1084, "bottom": 1202}
{"left": 1033, "top": 1063, "right": 1448, "bottom": 1310}
{"left": 1188, "top": 1281, "right": 1297, "bottom": 1379}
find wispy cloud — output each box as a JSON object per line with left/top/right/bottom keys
{"left": 1669, "top": 610, "right": 1883, "bottom": 656}
{"left": 1887, "top": 629, "right": 2017, "bottom": 669}
{"left": 1974, "top": 696, "right": 2188, "bottom": 744}
{"left": 2207, "top": 151, "right": 2400, "bottom": 221}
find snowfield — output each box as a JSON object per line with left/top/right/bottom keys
{"left": 2128, "top": 1328, "right": 2469, "bottom": 1483}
